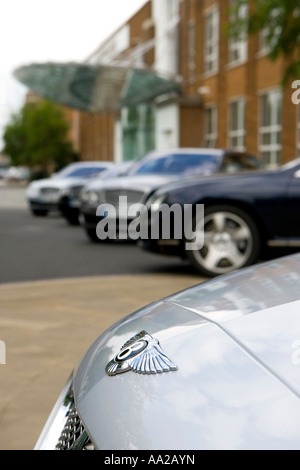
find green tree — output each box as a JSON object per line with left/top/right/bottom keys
{"left": 3, "top": 100, "right": 78, "bottom": 176}
{"left": 229, "top": 0, "right": 300, "bottom": 82}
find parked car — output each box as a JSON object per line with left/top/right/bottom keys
{"left": 26, "top": 161, "right": 113, "bottom": 221}
{"left": 35, "top": 254, "right": 300, "bottom": 450}
{"left": 5, "top": 166, "right": 30, "bottom": 181}
{"left": 80, "top": 148, "right": 261, "bottom": 242}
{"left": 58, "top": 162, "right": 133, "bottom": 225}
{"left": 0, "top": 165, "right": 9, "bottom": 179}
{"left": 138, "top": 158, "right": 300, "bottom": 277}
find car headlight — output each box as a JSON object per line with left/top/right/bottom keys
{"left": 26, "top": 185, "right": 40, "bottom": 199}
{"left": 81, "top": 190, "right": 100, "bottom": 205}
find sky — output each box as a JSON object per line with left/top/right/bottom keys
{"left": 0, "top": 0, "right": 147, "bottom": 149}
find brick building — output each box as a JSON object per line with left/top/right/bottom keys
{"left": 73, "top": 0, "right": 300, "bottom": 167}
{"left": 179, "top": 0, "right": 299, "bottom": 167}
{"left": 15, "top": 0, "right": 300, "bottom": 167}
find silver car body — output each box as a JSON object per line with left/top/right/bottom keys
{"left": 26, "top": 162, "right": 113, "bottom": 211}
{"left": 35, "top": 254, "right": 300, "bottom": 450}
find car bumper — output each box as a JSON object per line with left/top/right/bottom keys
{"left": 28, "top": 199, "right": 59, "bottom": 212}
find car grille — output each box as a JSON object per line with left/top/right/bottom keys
{"left": 70, "top": 186, "right": 83, "bottom": 198}
{"left": 40, "top": 188, "right": 60, "bottom": 196}
{"left": 104, "top": 189, "right": 144, "bottom": 205}
{"left": 56, "top": 400, "right": 94, "bottom": 451}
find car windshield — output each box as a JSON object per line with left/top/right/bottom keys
{"left": 56, "top": 166, "right": 107, "bottom": 179}
{"left": 129, "top": 153, "right": 220, "bottom": 176}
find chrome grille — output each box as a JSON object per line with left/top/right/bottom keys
{"left": 56, "top": 400, "right": 94, "bottom": 451}
{"left": 104, "top": 189, "right": 144, "bottom": 205}
{"left": 69, "top": 186, "right": 83, "bottom": 198}
{"left": 40, "top": 188, "right": 60, "bottom": 195}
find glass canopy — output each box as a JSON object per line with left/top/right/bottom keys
{"left": 14, "top": 62, "right": 181, "bottom": 113}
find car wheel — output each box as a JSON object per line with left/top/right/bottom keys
{"left": 31, "top": 209, "right": 48, "bottom": 216}
{"left": 186, "top": 205, "right": 260, "bottom": 277}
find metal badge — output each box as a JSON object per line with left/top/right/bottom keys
{"left": 105, "top": 331, "right": 178, "bottom": 376}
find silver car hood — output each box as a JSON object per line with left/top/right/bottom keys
{"left": 27, "top": 177, "right": 89, "bottom": 191}
{"left": 73, "top": 255, "right": 300, "bottom": 450}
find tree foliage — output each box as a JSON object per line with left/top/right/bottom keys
{"left": 2, "top": 100, "right": 78, "bottom": 176}
{"left": 229, "top": 0, "right": 300, "bottom": 82}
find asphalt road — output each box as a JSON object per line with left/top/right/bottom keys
{"left": 0, "top": 184, "right": 198, "bottom": 284}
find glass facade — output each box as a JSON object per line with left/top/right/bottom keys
{"left": 122, "top": 104, "right": 155, "bottom": 161}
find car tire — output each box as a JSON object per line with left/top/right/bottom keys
{"left": 186, "top": 205, "right": 261, "bottom": 277}
{"left": 31, "top": 209, "right": 48, "bottom": 217}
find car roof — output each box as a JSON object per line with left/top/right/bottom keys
{"left": 64, "top": 161, "right": 113, "bottom": 168}
{"left": 144, "top": 148, "right": 226, "bottom": 158}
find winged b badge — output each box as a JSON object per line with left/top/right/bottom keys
{"left": 105, "top": 331, "right": 178, "bottom": 376}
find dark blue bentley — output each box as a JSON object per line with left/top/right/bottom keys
{"left": 139, "top": 158, "right": 300, "bottom": 277}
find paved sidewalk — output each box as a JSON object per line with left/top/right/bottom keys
{"left": 0, "top": 273, "right": 204, "bottom": 450}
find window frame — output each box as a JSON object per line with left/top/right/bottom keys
{"left": 204, "top": 7, "right": 220, "bottom": 76}
{"left": 228, "top": 98, "right": 246, "bottom": 151}
{"left": 228, "top": 0, "right": 248, "bottom": 67}
{"left": 204, "top": 105, "right": 218, "bottom": 148}
{"left": 258, "top": 89, "right": 282, "bottom": 168}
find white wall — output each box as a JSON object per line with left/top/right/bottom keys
{"left": 152, "top": 0, "right": 180, "bottom": 77}
{"left": 114, "top": 118, "right": 123, "bottom": 163}
{"left": 156, "top": 103, "right": 180, "bottom": 149}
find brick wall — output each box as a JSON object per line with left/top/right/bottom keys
{"left": 179, "top": 0, "right": 299, "bottom": 164}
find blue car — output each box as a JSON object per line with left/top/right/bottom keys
{"left": 139, "top": 158, "right": 300, "bottom": 277}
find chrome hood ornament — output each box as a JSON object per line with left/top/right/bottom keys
{"left": 105, "top": 331, "right": 178, "bottom": 376}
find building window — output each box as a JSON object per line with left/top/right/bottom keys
{"left": 204, "top": 7, "right": 219, "bottom": 75}
{"left": 228, "top": 1, "right": 248, "bottom": 66}
{"left": 122, "top": 105, "right": 155, "bottom": 161}
{"left": 228, "top": 99, "right": 246, "bottom": 151}
{"left": 259, "top": 89, "right": 282, "bottom": 167}
{"left": 204, "top": 106, "right": 218, "bottom": 148}
{"left": 258, "top": 8, "right": 282, "bottom": 56}
{"left": 188, "top": 21, "right": 196, "bottom": 83}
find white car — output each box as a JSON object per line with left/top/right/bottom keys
{"left": 5, "top": 166, "right": 30, "bottom": 181}
{"left": 35, "top": 253, "right": 300, "bottom": 450}
{"left": 26, "top": 161, "right": 113, "bottom": 222}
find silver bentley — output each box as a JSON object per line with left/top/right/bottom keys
{"left": 35, "top": 254, "right": 300, "bottom": 450}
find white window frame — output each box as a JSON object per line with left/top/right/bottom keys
{"left": 228, "top": 1, "right": 248, "bottom": 66}
{"left": 259, "top": 89, "right": 282, "bottom": 168}
{"left": 228, "top": 98, "right": 246, "bottom": 151}
{"left": 188, "top": 20, "right": 196, "bottom": 83}
{"left": 204, "top": 7, "right": 219, "bottom": 76}
{"left": 204, "top": 106, "right": 218, "bottom": 148}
